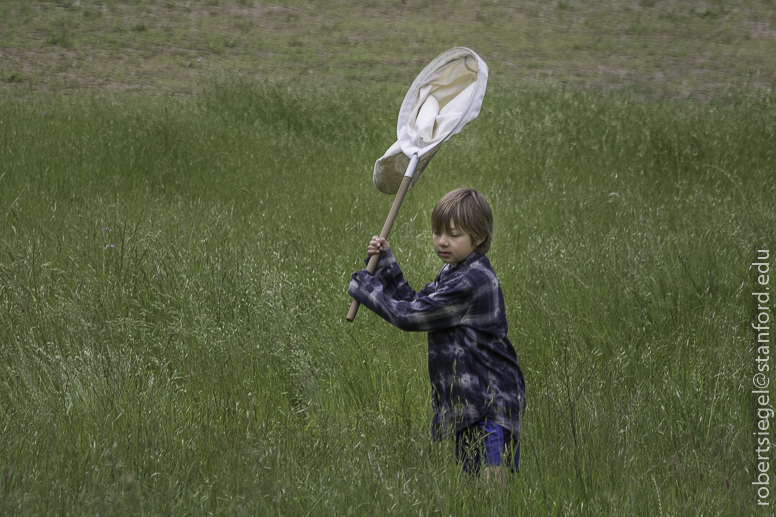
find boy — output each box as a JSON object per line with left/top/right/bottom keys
{"left": 348, "top": 188, "right": 526, "bottom": 483}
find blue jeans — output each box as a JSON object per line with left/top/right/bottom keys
{"left": 455, "top": 420, "right": 520, "bottom": 475}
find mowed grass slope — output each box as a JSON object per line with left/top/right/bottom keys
{"left": 1, "top": 0, "right": 775, "bottom": 98}
{"left": 1, "top": 79, "right": 774, "bottom": 514}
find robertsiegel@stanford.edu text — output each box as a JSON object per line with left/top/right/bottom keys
{"left": 752, "top": 248, "right": 771, "bottom": 507}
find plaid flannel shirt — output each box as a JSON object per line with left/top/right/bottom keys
{"left": 348, "top": 249, "right": 526, "bottom": 441}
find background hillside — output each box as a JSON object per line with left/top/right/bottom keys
{"left": 1, "top": 0, "right": 775, "bottom": 98}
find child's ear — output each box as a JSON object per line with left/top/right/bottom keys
{"left": 475, "top": 236, "right": 485, "bottom": 247}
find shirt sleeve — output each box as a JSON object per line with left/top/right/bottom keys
{"left": 348, "top": 261, "right": 472, "bottom": 332}
{"left": 368, "top": 249, "right": 421, "bottom": 302}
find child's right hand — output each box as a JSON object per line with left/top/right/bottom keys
{"left": 367, "top": 236, "right": 390, "bottom": 256}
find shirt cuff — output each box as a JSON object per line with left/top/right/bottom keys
{"left": 376, "top": 248, "right": 397, "bottom": 270}
{"left": 363, "top": 248, "right": 397, "bottom": 271}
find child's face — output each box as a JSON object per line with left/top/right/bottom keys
{"left": 432, "top": 220, "right": 484, "bottom": 267}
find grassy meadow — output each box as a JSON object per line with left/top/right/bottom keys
{"left": 2, "top": 1, "right": 776, "bottom": 516}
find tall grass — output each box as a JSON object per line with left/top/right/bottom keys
{"left": 1, "top": 81, "right": 774, "bottom": 515}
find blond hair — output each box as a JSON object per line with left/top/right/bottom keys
{"left": 431, "top": 188, "right": 493, "bottom": 254}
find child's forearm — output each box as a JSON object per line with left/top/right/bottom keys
{"left": 369, "top": 250, "right": 419, "bottom": 302}
{"left": 348, "top": 270, "right": 470, "bottom": 332}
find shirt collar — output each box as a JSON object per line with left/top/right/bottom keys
{"left": 444, "top": 252, "right": 482, "bottom": 272}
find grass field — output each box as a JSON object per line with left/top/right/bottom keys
{"left": 2, "top": 0, "right": 776, "bottom": 98}
{"left": 1, "top": 1, "right": 775, "bottom": 515}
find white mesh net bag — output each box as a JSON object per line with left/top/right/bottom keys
{"left": 373, "top": 47, "right": 489, "bottom": 194}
